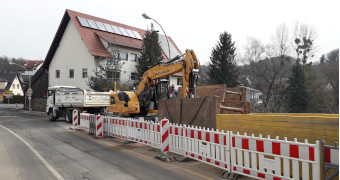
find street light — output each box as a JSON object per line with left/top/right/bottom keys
{"left": 142, "top": 13, "right": 171, "bottom": 59}
{"left": 9, "top": 62, "right": 31, "bottom": 111}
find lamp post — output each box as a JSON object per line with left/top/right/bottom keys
{"left": 10, "top": 62, "right": 31, "bottom": 111}
{"left": 142, "top": 13, "right": 171, "bottom": 59}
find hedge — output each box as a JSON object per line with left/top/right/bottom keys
{"left": 3, "top": 95, "right": 25, "bottom": 104}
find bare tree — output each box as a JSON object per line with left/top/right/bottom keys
{"left": 271, "top": 23, "right": 291, "bottom": 57}
{"left": 293, "top": 22, "right": 318, "bottom": 65}
{"left": 244, "top": 37, "right": 266, "bottom": 64}
{"left": 241, "top": 25, "right": 294, "bottom": 113}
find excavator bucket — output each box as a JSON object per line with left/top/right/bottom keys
{"left": 158, "top": 96, "right": 221, "bottom": 129}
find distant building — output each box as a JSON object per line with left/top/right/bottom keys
{"left": 43, "top": 9, "right": 183, "bottom": 91}
{"left": 241, "top": 86, "right": 263, "bottom": 104}
{"left": 0, "top": 72, "right": 24, "bottom": 96}
{"left": 19, "top": 60, "right": 44, "bottom": 88}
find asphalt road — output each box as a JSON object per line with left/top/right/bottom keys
{"left": 0, "top": 104, "right": 237, "bottom": 180}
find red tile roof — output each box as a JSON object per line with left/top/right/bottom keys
{"left": 66, "top": 9, "right": 181, "bottom": 60}
{"left": 24, "top": 60, "right": 44, "bottom": 69}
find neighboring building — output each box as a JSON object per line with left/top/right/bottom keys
{"left": 23, "top": 60, "right": 44, "bottom": 73}
{"left": 23, "top": 68, "right": 49, "bottom": 111}
{"left": 0, "top": 72, "right": 24, "bottom": 96}
{"left": 19, "top": 60, "right": 44, "bottom": 86}
{"left": 43, "top": 9, "right": 182, "bottom": 91}
{"left": 241, "top": 86, "right": 263, "bottom": 104}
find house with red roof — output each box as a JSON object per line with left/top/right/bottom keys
{"left": 43, "top": 9, "right": 183, "bottom": 90}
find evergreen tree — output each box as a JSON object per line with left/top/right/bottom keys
{"left": 320, "top": 54, "right": 326, "bottom": 64}
{"left": 136, "top": 29, "right": 163, "bottom": 79}
{"left": 208, "top": 31, "right": 239, "bottom": 87}
{"left": 87, "top": 56, "right": 130, "bottom": 91}
{"left": 286, "top": 61, "right": 308, "bottom": 112}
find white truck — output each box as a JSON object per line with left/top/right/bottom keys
{"left": 46, "top": 86, "right": 110, "bottom": 122}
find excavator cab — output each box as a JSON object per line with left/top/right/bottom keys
{"left": 109, "top": 91, "right": 140, "bottom": 115}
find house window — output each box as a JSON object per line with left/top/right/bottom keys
{"left": 131, "top": 73, "right": 137, "bottom": 80}
{"left": 119, "top": 51, "right": 128, "bottom": 60}
{"left": 69, "top": 69, "right": 74, "bottom": 78}
{"left": 177, "top": 78, "right": 183, "bottom": 86}
{"left": 13, "top": 84, "right": 15, "bottom": 89}
{"left": 17, "top": 84, "right": 19, "bottom": 89}
{"left": 130, "top": 53, "right": 137, "bottom": 62}
{"left": 82, "top": 68, "right": 88, "bottom": 78}
{"left": 56, "top": 70, "right": 60, "bottom": 78}
{"left": 107, "top": 71, "right": 120, "bottom": 80}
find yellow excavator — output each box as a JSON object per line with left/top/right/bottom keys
{"left": 109, "top": 49, "right": 200, "bottom": 116}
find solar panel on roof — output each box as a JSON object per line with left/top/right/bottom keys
{"left": 118, "top": 27, "right": 129, "bottom": 37}
{"left": 103, "top": 23, "right": 114, "bottom": 33}
{"left": 86, "top": 19, "right": 99, "bottom": 29}
{"left": 77, "top": 17, "right": 90, "bottom": 28}
{"left": 76, "top": 16, "right": 143, "bottom": 41}
{"left": 125, "top": 29, "right": 136, "bottom": 38}
{"left": 132, "top": 30, "right": 143, "bottom": 40}
{"left": 111, "top": 25, "right": 122, "bottom": 35}
{"left": 95, "top": 21, "right": 107, "bottom": 31}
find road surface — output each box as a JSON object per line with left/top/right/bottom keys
{"left": 0, "top": 104, "right": 242, "bottom": 180}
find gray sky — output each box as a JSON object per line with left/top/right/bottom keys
{"left": 0, "top": 0, "right": 338, "bottom": 65}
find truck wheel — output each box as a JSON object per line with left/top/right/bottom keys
{"left": 48, "top": 110, "right": 56, "bottom": 121}
{"left": 65, "top": 111, "right": 72, "bottom": 123}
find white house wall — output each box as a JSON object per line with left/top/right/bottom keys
{"left": 96, "top": 40, "right": 139, "bottom": 85}
{"left": 169, "top": 75, "right": 181, "bottom": 91}
{"left": 9, "top": 76, "right": 23, "bottom": 96}
{"left": 0, "top": 82, "right": 7, "bottom": 89}
{"left": 49, "top": 20, "right": 95, "bottom": 90}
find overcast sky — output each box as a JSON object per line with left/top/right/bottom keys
{"left": 0, "top": 0, "right": 338, "bottom": 65}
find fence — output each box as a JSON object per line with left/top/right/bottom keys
{"left": 76, "top": 113, "right": 329, "bottom": 179}
{"left": 322, "top": 141, "right": 339, "bottom": 180}
{"left": 230, "top": 132, "right": 320, "bottom": 180}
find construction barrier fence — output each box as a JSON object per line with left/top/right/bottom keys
{"left": 74, "top": 113, "right": 336, "bottom": 179}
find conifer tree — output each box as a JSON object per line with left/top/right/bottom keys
{"left": 208, "top": 32, "right": 239, "bottom": 87}
{"left": 286, "top": 61, "right": 308, "bottom": 112}
{"left": 136, "top": 29, "right": 163, "bottom": 79}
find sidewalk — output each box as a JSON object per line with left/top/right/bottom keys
{"left": 0, "top": 103, "right": 24, "bottom": 109}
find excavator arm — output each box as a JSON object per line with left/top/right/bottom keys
{"left": 136, "top": 49, "right": 199, "bottom": 98}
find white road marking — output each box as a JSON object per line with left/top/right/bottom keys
{"left": 0, "top": 125, "right": 64, "bottom": 180}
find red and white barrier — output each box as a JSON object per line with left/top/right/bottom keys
{"left": 325, "top": 146, "right": 339, "bottom": 165}
{"left": 72, "top": 109, "right": 78, "bottom": 127}
{"left": 150, "top": 122, "right": 161, "bottom": 149}
{"left": 230, "top": 132, "right": 320, "bottom": 180}
{"left": 87, "top": 114, "right": 103, "bottom": 138}
{"left": 95, "top": 115, "right": 103, "bottom": 138}
{"left": 169, "top": 123, "right": 185, "bottom": 155}
{"left": 161, "top": 119, "right": 169, "bottom": 155}
{"left": 79, "top": 113, "right": 90, "bottom": 131}
{"left": 76, "top": 113, "right": 325, "bottom": 179}
{"left": 184, "top": 125, "right": 231, "bottom": 172}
